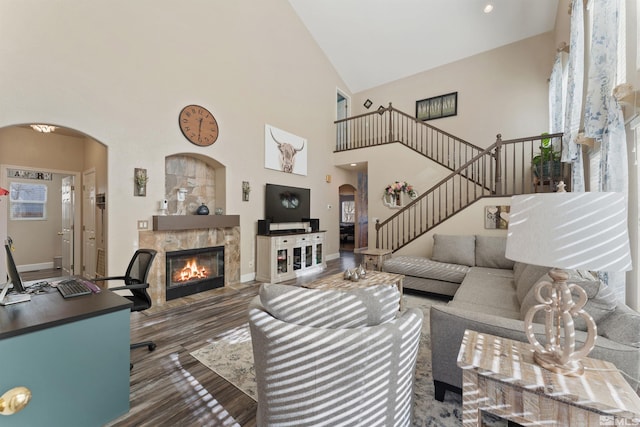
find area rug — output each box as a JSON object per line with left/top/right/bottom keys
{"left": 190, "top": 294, "right": 463, "bottom": 426}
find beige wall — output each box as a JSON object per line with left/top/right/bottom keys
{"left": 0, "top": 0, "right": 352, "bottom": 280}
{"left": 351, "top": 32, "right": 555, "bottom": 147}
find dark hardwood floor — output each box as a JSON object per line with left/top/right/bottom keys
{"left": 105, "top": 253, "right": 357, "bottom": 427}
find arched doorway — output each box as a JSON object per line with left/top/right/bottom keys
{"left": 0, "top": 125, "right": 107, "bottom": 281}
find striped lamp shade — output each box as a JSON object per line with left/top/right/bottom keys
{"left": 505, "top": 192, "right": 632, "bottom": 272}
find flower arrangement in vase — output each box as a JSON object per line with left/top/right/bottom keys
{"left": 134, "top": 168, "right": 148, "bottom": 197}
{"left": 384, "top": 181, "right": 416, "bottom": 206}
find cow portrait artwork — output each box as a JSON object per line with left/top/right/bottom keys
{"left": 270, "top": 129, "right": 304, "bottom": 173}
{"left": 264, "top": 125, "right": 308, "bottom": 175}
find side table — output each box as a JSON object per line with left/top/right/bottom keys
{"left": 457, "top": 329, "right": 640, "bottom": 426}
{"left": 359, "top": 248, "right": 392, "bottom": 271}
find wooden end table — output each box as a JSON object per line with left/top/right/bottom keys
{"left": 358, "top": 248, "right": 393, "bottom": 271}
{"left": 457, "top": 329, "right": 640, "bottom": 426}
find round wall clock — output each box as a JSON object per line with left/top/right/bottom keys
{"left": 178, "top": 104, "right": 219, "bottom": 146}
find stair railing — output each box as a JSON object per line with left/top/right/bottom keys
{"left": 375, "top": 132, "right": 565, "bottom": 252}
{"left": 335, "top": 103, "right": 485, "bottom": 174}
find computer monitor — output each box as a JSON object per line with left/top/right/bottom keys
{"left": 4, "top": 243, "right": 26, "bottom": 293}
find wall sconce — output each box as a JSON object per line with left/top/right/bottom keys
{"left": 134, "top": 168, "right": 148, "bottom": 197}
{"left": 177, "top": 188, "right": 188, "bottom": 202}
{"left": 242, "top": 181, "right": 250, "bottom": 201}
{"left": 325, "top": 174, "right": 332, "bottom": 183}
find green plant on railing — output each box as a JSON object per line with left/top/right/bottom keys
{"left": 532, "top": 133, "right": 561, "bottom": 178}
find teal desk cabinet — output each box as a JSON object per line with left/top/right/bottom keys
{"left": 0, "top": 290, "right": 132, "bottom": 426}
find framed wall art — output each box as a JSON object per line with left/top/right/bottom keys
{"left": 416, "top": 91, "right": 458, "bottom": 121}
{"left": 485, "top": 205, "right": 510, "bottom": 229}
{"left": 264, "top": 124, "right": 308, "bottom": 176}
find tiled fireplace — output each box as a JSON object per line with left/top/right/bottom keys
{"left": 139, "top": 215, "right": 240, "bottom": 306}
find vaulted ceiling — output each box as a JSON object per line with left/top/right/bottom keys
{"left": 288, "top": 0, "right": 560, "bottom": 93}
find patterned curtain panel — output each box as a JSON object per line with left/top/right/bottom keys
{"left": 583, "top": 0, "right": 627, "bottom": 301}
{"left": 563, "top": 0, "right": 586, "bottom": 191}
{"left": 584, "top": 0, "right": 628, "bottom": 194}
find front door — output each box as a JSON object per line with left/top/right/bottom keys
{"left": 61, "top": 176, "right": 74, "bottom": 276}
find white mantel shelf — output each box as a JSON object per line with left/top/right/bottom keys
{"left": 152, "top": 215, "right": 240, "bottom": 231}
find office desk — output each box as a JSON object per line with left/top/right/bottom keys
{"left": 0, "top": 288, "right": 132, "bottom": 426}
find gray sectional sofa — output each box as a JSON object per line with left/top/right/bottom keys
{"left": 384, "top": 234, "right": 640, "bottom": 399}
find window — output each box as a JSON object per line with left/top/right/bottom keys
{"left": 341, "top": 200, "right": 355, "bottom": 223}
{"left": 9, "top": 182, "right": 47, "bottom": 220}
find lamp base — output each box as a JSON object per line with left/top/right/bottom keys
{"left": 534, "top": 351, "right": 585, "bottom": 376}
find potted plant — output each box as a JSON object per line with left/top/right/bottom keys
{"left": 532, "top": 134, "right": 561, "bottom": 179}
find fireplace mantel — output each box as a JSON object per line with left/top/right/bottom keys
{"left": 152, "top": 215, "right": 240, "bottom": 231}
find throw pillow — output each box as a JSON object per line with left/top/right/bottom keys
{"left": 515, "top": 264, "right": 551, "bottom": 304}
{"left": 475, "top": 235, "right": 515, "bottom": 269}
{"left": 259, "top": 282, "right": 400, "bottom": 328}
{"left": 598, "top": 304, "right": 640, "bottom": 348}
{"left": 513, "top": 262, "right": 528, "bottom": 284}
{"left": 519, "top": 272, "right": 617, "bottom": 332}
{"left": 431, "top": 234, "right": 476, "bottom": 266}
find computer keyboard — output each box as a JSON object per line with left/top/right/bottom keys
{"left": 57, "top": 279, "right": 92, "bottom": 298}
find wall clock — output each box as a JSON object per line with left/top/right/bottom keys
{"left": 178, "top": 104, "right": 219, "bottom": 146}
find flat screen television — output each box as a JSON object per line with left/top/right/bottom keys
{"left": 265, "top": 184, "right": 310, "bottom": 223}
{"left": 5, "top": 240, "right": 26, "bottom": 293}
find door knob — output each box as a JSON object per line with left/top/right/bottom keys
{"left": 89, "top": 237, "right": 96, "bottom": 240}
{"left": 0, "top": 386, "right": 31, "bottom": 415}
{"left": 57, "top": 232, "right": 64, "bottom": 236}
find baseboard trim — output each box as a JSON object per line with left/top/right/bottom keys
{"left": 18, "top": 262, "right": 54, "bottom": 273}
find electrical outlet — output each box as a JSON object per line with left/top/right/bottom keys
{"left": 327, "top": 204, "right": 332, "bottom": 210}
{"left": 137, "top": 220, "right": 148, "bottom": 230}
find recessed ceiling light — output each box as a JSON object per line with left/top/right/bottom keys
{"left": 350, "top": 163, "right": 357, "bottom": 167}
{"left": 483, "top": 3, "right": 494, "bottom": 13}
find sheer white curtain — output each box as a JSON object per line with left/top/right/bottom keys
{"left": 562, "top": 0, "right": 586, "bottom": 192}
{"left": 549, "top": 53, "right": 565, "bottom": 137}
{"left": 583, "top": 0, "right": 628, "bottom": 300}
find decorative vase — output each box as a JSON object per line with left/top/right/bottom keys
{"left": 344, "top": 269, "right": 352, "bottom": 280}
{"left": 196, "top": 203, "right": 209, "bottom": 215}
{"left": 357, "top": 264, "right": 366, "bottom": 278}
{"left": 395, "top": 192, "right": 401, "bottom": 206}
{"left": 350, "top": 270, "right": 360, "bottom": 282}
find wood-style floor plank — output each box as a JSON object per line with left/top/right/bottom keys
{"left": 105, "top": 252, "right": 357, "bottom": 427}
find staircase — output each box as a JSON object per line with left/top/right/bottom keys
{"left": 334, "top": 104, "right": 567, "bottom": 252}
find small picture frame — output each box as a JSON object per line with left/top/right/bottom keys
{"left": 485, "top": 205, "right": 510, "bottom": 229}
{"left": 363, "top": 99, "right": 373, "bottom": 109}
{"left": 416, "top": 92, "right": 458, "bottom": 121}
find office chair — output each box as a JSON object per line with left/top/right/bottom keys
{"left": 94, "top": 249, "right": 157, "bottom": 368}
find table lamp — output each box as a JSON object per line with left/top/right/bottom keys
{"left": 505, "top": 192, "right": 632, "bottom": 376}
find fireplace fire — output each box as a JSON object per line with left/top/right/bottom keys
{"left": 166, "top": 246, "right": 224, "bottom": 300}
{"left": 174, "top": 259, "right": 209, "bottom": 282}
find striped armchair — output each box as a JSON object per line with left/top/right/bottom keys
{"left": 248, "top": 282, "right": 423, "bottom": 427}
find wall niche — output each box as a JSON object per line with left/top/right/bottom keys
{"left": 165, "top": 154, "right": 226, "bottom": 215}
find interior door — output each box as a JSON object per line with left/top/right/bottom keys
{"left": 61, "top": 176, "right": 74, "bottom": 276}
{"left": 82, "top": 170, "right": 96, "bottom": 278}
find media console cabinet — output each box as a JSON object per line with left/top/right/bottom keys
{"left": 256, "top": 230, "right": 326, "bottom": 283}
